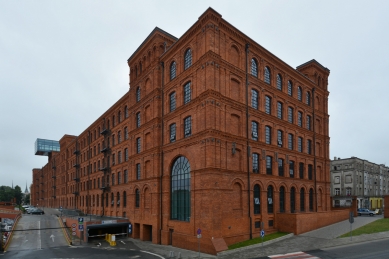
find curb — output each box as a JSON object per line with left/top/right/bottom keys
{"left": 58, "top": 216, "right": 72, "bottom": 246}
{"left": 3, "top": 213, "right": 22, "bottom": 251}
{"left": 217, "top": 233, "right": 294, "bottom": 257}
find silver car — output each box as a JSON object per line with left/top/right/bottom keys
{"left": 357, "top": 208, "right": 375, "bottom": 216}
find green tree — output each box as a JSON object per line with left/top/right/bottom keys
{"left": 24, "top": 193, "right": 31, "bottom": 204}
{"left": 14, "top": 185, "right": 22, "bottom": 205}
{"left": 0, "top": 185, "right": 13, "bottom": 202}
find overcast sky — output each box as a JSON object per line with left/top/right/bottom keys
{"left": 1, "top": 1, "right": 388, "bottom": 190}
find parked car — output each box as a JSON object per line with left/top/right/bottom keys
{"left": 26, "top": 207, "right": 36, "bottom": 214}
{"left": 357, "top": 208, "right": 375, "bottom": 216}
{"left": 30, "top": 209, "right": 45, "bottom": 215}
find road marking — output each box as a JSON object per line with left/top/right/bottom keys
{"left": 140, "top": 250, "right": 166, "bottom": 259}
{"left": 38, "top": 221, "right": 41, "bottom": 250}
{"left": 269, "top": 251, "right": 320, "bottom": 259}
{"left": 50, "top": 234, "right": 55, "bottom": 242}
{"left": 121, "top": 240, "right": 125, "bottom": 244}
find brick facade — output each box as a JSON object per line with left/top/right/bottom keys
{"left": 31, "top": 8, "right": 332, "bottom": 254}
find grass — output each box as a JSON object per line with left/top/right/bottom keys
{"left": 228, "top": 232, "right": 289, "bottom": 250}
{"left": 339, "top": 218, "right": 389, "bottom": 238}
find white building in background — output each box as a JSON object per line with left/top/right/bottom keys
{"left": 330, "top": 156, "right": 389, "bottom": 209}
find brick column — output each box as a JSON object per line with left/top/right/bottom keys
{"left": 351, "top": 196, "right": 358, "bottom": 217}
{"left": 384, "top": 195, "right": 389, "bottom": 218}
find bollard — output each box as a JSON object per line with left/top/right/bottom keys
{"left": 177, "top": 251, "right": 181, "bottom": 258}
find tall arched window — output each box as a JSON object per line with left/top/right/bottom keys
{"left": 170, "top": 61, "right": 176, "bottom": 80}
{"left": 306, "top": 91, "right": 311, "bottom": 106}
{"left": 123, "top": 191, "right": 127, "bottom": 207}
{"left": 276, "top": 74, "right": 282, "bottom": 90}
{"left": 287, "top": 81, "right": 293, "bottom": 96}
{"left": 297, "top": 86, "right": 302, "bottom": 101}
{"left": 264, "top": 66, "right": 271, "bottom": 84}
{"left": 267, "top": 185, "right": 274, "bottom": 213}
{"left": 184, "top": 49, "right": 192, "bottom": 70}
{"left": 117, "top": 192, "right": 120, "bottom": 206}
{"left": 136, "top": 87, "right": 141, "bottom": 102}
{"left": 171, "top": 156, "right": 191, "bottom": 221}
{"left": 135, "top": 189, "right": 140, "bottom": 208}
{"left": 184, "top": 82, "right": 191, "bottom": 104}
{"left": 300, "top": 188, "right": 305, "bottom": 211}
{"left": 279, "top": 186, "right": 285, "bottom": 212}
{"left": 290, "top": 187, "right": 296, "bottom": 213}
{"left": 309, "top": 188, "right": 314, "bottom": 211}
{"left": 254, "top": 184, "right": 260, "bottom": 214}
{"left": 251, "top": 58, "right": 258, "bottom": 77}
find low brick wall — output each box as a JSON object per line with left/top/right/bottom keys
{"left": 276, "top": 210, "right": 349, "bottom": 235}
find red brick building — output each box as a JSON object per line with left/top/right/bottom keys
{"left": 31, "top": 8, "right": 333, "bottom": 254}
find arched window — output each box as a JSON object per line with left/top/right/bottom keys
{"left": 265, "top": 95, "right": 272, "bottom": 114}
{"left": 264, "top": 66, "right": 271, "bottom": 84}
{"left": 117, "top": 192, "right": 120, "bottom": 206}
{"left": 135, "top": 189, "right": 140, "bottom": 208}
{"left": 300, "top": 188, "right": 305, "bottom": 211}
{"left": 125, "top": 106, "right": 129, "bottom": 118}
{"left": 171, "top": 156, "right": 191, "bottom": 221}
{"left": 170, "top": 61, "right": 176, "bottom": 80}
{"left": 170, "top": 92, "right": 176, "bottom": 112}
{"left": 118, "top": 111, "right": 121, "bottom": 123}
{"left": 251, "top": 121, "right": 258, "bottom": 141}
{"left": 184, "top": 49, "right": 192, "bottom": 70}
{"left": 279, "top": 186, "right": 285, "bottom": 212}
{"left": 276, "top": 74, "right": 282, "bottom": 90}
{"left": 254, "top": 184, "right": 260, "bottom": 214}
{"left": 309, "top": 188, "right": 314, "bottom": 211}
{"left": 306, "top": 91, "right": 311, "bottom": 106}
{"left": 252, "top": 153, "right": 259, "bottom": 173}
{"left": 184, "top": 82, "right": 191, "bottom": 104}
{"left": 111, "top": 193, "right": 114, "bottom": 207}
{"left": 123, "top": 191, "right": 127, "bottom": 207}
{"left": 136, "top": 87, "right": 141, "bottom": 102}
{"left": 297, "top": 86, "right": 302, "bottom": 101}
{"left": 267, "top": 186, "right": 274, "bottom": 213}
{"left": 287, "top": 81, "right": 293, "bottom": 96}
{"left": 290, "top": 187, "right": 296, "bottom": 213}
{"left": 251, "top": 58, "right": 258, "bottom": 77}
{"left": 251, "top": 89, "right": 258, "bottom": 109}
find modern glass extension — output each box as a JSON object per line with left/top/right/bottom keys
{"left": 35, "top": 138, "right": 60, "bottom": 156}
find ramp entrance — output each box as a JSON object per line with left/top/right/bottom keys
{"left": 87, "top": 222, "right": 129, "bottom": 242}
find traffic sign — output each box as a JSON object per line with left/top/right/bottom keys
{"left": 78, "top": 217, "right": 84, "bottom": 224}
{"left": 72, "top": 228, "right": 76, "bottom": 231}
{"left": 197, "top": 234, "right": 202, "bottom": 239}
{"left": 78, "top": 225, "right": 84, "bottom": 231}
{"left": 128, "top": 223, "right": 132, "bottom": 234}
{"left": 260, "top": 230, "right": 265, "bottom": 237}
{"left": 71, "top": 223, "right": 76, "bottom": 228}
{"left": 349, "top": 211, "right": 354, "bottom": 224}
{"left": 197, "top": 228, "right": 201, "bottom": 235}
{"left": 72, "top": 232, "right": 76, "bottom": 236}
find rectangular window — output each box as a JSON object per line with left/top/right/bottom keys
{"left": 112, "top": 173, "right": 115, "bottom": 186}
{"left": 112, "top": 153, "right": 115, "bottom": 165}
{"left": 288, "top": 133, "right": 293, "bottom": 150}
{"left": 125, "top": 127, "right": 128, "bottom": 140}
{"left": 265, "top": 96, "right": 271, "bottom": 114}
{"left": 288, "top": 107, "right": 293, "bottom": 123}
{"left": 124, "top": 170, "right": 128, "bottom": 183}
{"left": 265, "top": 126, "right": 271, "bottom": 144}
{"left": 252, "top": 121, "right": 258, "bottom": 140}
{"left": 184, "top": 116, "right": 191, "bottom": 137}
{"left": 298, "top": 111, "right": 302, "bottom": 127}
{"left": 306, "top": 115, "right": 311, "bottom": 130}
{"left": 136, "top": 112, "right": 141, "bottom": 128}
{"left": 118, "top": 151, "right": 122, "bottom": 164}
{"left": 253, "top": 153, "right": 259, "bottom": 173}
{"left": 307, "top": 139, "right": 312, "bottom": 154}
{"left": 266, "top": 156, "right": 272, "bottom": 175}
{"left": 170, "top": 92, "right": 176, "bottom": 112}
{"left": 170, "top": 123, "right": 176, "bottom": 142}
{"left": 335, "top": 188, "right": 340, "bottom": 196}
{"left": 136, "top": 163, "right": 141, "bottom": 180}
{"left": 298, "top": 137, "right": 303, "bottom": 152}
{"left": 251, "top": 89, "right": 258, "bottom": 109}
{"left": 277, "top": 102, "right": 283, "bottom": 119}
{"left": 289, "top": 160, "right": 295, "bottom": 178}
{"left": 184, "top": 82, "right": 191, "bottom": 104}
{"left": 299, "top": 162, "right": 304, "bottom": 179}
{"left": 136, "top": 137, "right": 141, "bottom": 154}
{"left": 118, "top": 172, "right": 121, "bottom": 184}
{"left": 277, "top": 130, "right": 283, "bottom": 147}
{"left": 278, "top": 158, "right": 284, "bottom": 176}
{"left": 125, "top": 148, "right": 128, "bottom": 161}
{"left": 308, "top": 164, "right": 313, "bottom": 180}
{"left": 346, "top": 175, "right": 352, "bottom": 183}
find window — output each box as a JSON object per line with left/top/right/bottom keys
{"left": 136, "top": 137, "right": 141, "bottom": 153}
{"left": 118, "top": 172, "right": 121, "bottom": 184}
{"left": 287, "top": 81, "right": 293, "bottom": 96}
{"left": 307, "top": 139, "right": 312, "bottom": 154}
{"left": 135, "top": 189, "right": 140, "bottom": 208}
{"left": 112, "top": 115, "right": 115, "bottom": 127}
{"left": 251, "top": 89, "right": 258, "bottom": 109}
{"left": 308, "top": 164, "right": 313, "bottom": 180}
{"left": 118, "top": 131, "right": 121, "bottom": 144}
{"left": 334, "top": 188, "right": 340, "bottom": 195}
{"left": 289, "top": 160, "right": 295, "bottom": 177}
{"left": 278, "top": 158, "right": 284, "bottom": 176}
{"left": 251, "top": 58, "right": 258, "bottom": 77}
{"left": 290, "top": 187, "right": 296, "bottom": 213}
{"left": 265, "top": 126, "right": 271, "bottom": 144}
{"left": 184, "top": 116, "right": 191, "bottom": 137}
{"left": 267, "top": 186, "right": 274, "bottom": 213}
{"left": 170, "top": 61, "right": 176, "bottom": 80}
{"left": 136, "top": 163, "right": 141, "bottom": 180}
{"left": 300, "top": 188, "right": 305, "bottom": 211}
{"left": 136, "top": 87, "right": 141, "bottom": 102}
{"left": 266, "top": 156, "right": 272, "bottom": 175}
{"left": 171, "top": 156, "right": 191, "bottom": 221}
{"left": 136, "top": 112, "right": 141, "bottom": 128}
{"left": 297, "top": 86, "right": 302, "bottom": 101}
{"left": 124, "top": 127, "right": 128, "bottom": 140}
{"left": 118, "top": 151, "right": 122, "bottom": 164}
{"left": 345, "top": 175, "right": 352, "bottom": 183}
{"left": 298, "top": 137, "right": 303, "bottom": 152}
{"left": 288, "top": 107, "right": 293, "bottom": 123}
{"left": 184, "top": 82, "right": 191, "bottom": 104}
{"left": 112, "top": 134, "right": 115, "bottom": 146}
{"left": 252, "top": 121, "right": 258, "bottom": 140}
{"left": 170, "top": 123, "right": 176, "bottom": 142}
{"left": 254, "top": 184, "right": 260, "bottom": 214}
{"left": 265, "top": 96, "right": 271, "bottom": 114}
{"left": 299, "top": 162, "right": 304, "bottom": 179}
{"left": 125, "top": 148, "right": 128, "bottom": 161}
{"left": 123, "top": 191, "right": 127, "bottom": 207}
{"left": 279, "top": 186, "right": 285, "bottom": 212}
{"left": 277, "top": 102, "right": 283, "bottom": 119}
{"left": 170, "top": 92, "right": 176, "bottom": 112}
{"left": 334, "top": 176, "right": 340, "bottom": 184}
{"left": 118, "top": 111, "right": 121, "bottom": 123}
{"left": 264, "top": 66, "right": 271, "bottom": 84}
{"left": 346, "top": 187, "right": 352, "bottom": 196}
{"left": 306, "top": 91, "right": 311, "bottom": 106}
{"left": 117, "top": 192, "right": 120, "bottom": 206}
{"left": 184, "top": 49, "right": 192, "bottom": 70}
{"left": 276, "top": 74, "right": 282, "bottom": 90}
{"left": 306, "top": 115, "right": 311, "bottom": 130}
{"left": 112, "top": 153, "right": 115, "bottom": 165}
{"left": 124, "top": 170, "right": 128, "bottom": 183}
{"left": 297, "top": 111, "right": 302, "bottom": 127}
{"left": 309, "top": 188, "right": 314, "bottom": 211}
{"left": 277, "top": 130, "right": 283, "bottom": 147}
{"left": 252, "top": 153, "right": 259, "bottom": 173}
{"left": 112, "top": 174, "right": 115, "bottom": 186}
{"left": 125, "top": 106, "right": 129, "bottom": 118}
{"left": 288, "top": 133, "right": 294, "bottom": 150}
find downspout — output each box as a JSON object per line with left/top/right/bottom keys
{"left": 160, "top": 61, "right": 165, "bottom": 244}
{"left": 88, "top": 130, "right": 91, "bottom": 220}
{"left": 312, "top": 88, "right": 317, "bottom": 212}
{"left": 245, "top": 43, "right": 252, "bottom": 239}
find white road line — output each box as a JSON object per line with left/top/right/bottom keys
{"left": 140, "top": 250, "right": 165, "bottom": 259}
{"left": 38, "top": 221, "right": 41, "bottom": 250}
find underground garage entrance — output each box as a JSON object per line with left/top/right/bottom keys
{"left": 87, "top": 222, "right": 130, "bottom": 242}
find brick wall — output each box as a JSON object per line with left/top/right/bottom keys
{"left": 384, "top": 196, "right": 389, "bottom": 218}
